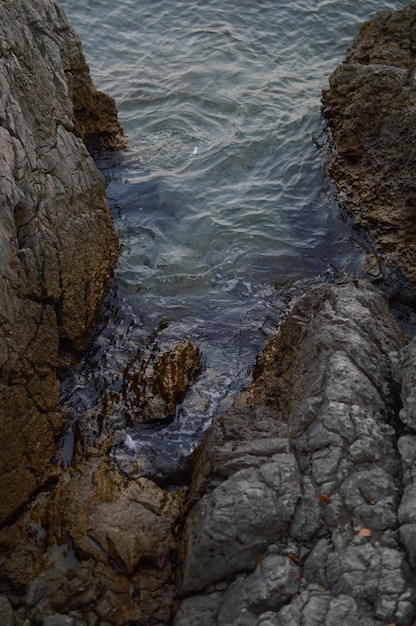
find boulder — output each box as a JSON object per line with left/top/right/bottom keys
{"left": 0, "top": 457, "right": 184, "bottom": 625}
{"left": 0, "top": 0, "right": 123, "bottom": 523}
{"left": 175, "top": 281, "right": 416, "bottom": 625}
{"left": 322, "top": 1, "right": 416, "bottom": 283}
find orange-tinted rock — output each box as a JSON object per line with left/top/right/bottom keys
{"left": 0, "top": 458, "right": 185, "bottom": 625}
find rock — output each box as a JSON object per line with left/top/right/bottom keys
{"left": 0, "top": 0, "right": 122, "bottom": 523}
{"left": 43, "top": 616, "right": 79, "bottom": 626}
{"left": 217, "top": 550, "right": 300, "bottom": 622}
{"left": 321, "top": 2, "right": 416, "bottom": 283}
{"left": 0, "top": 596, "right": 15, "bottom": 626}
{"left": 396, "top": 337, "right": 416, "bottom": 429}
{"left": 0, "top": 457, "right": 185, "bottom": 625}
{"left": 123, "top": 340, "right": 201, "bottom": 424}
{"left": 175, "top": 281, "right": 416, "bottom": 625}
{"left": 180, "top": 453, "right": 301, "bottom": 593}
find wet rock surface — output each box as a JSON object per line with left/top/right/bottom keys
{"left": 174, "top": 281, "right": 416, "bottom": 625}
{"left": 123, "top": 340, "right": 201, "bottom": 425}
{"left": 322, "top": 1, "right": 416, "bottom": 284}
{"left": 0, "top": 0, "right": 123, "bottom": 523}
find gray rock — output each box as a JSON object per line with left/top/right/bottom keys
{"left": 397, "top": 338, "right": 416, "bottom": 428}
{"left": 217, "top": 552, "right": 300, "bottom": 623}
{"left": 181, "top": 453, "right": 301, "bottom": 592}
{"left": 395, "top": 342, "right": 416, "bottom": 569}
{"left": 398, "top": 434, "right": 416, "bottom": 568}
{"left": 177, "top": 282, "right": 415, "bottom": 625}
{"left": 0, "top": 596, "right": 15, "bottom": 626}
{"left": 43, "top": 616, "right": 78, "bottom": 626}
{"left": 173, "top": 593, "right": 224, "bottom": 626}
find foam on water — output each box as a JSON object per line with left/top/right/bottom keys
{"left": 59, "top": 0, "right": 406, "bottom": 481}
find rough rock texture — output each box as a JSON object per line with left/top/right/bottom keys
{"left": 123, "top": 340, "right": 201, "bottom": 424}
{"left": 322, "top": 1, "right": 416, "bottom": 283}
{"left": 174, "top": 281, "right": 416, "bottom": 626}
{"left": 396, "top": 342, "right": 416, "bottom": 572}
{"left": 0, "top": 458, "right": 184, "bottom": 625}
{"left": 0, "top": 0, "right": 123, "bottom": 524}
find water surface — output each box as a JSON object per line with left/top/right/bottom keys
{"left": 59, "top": 0, "right": 405, "bottom": 480}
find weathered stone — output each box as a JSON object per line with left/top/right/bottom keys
{"left": 217, "top": 550, "right": 300, "bottom": 623}
{"left": 172, "top": 592, "right": 224, "bottom": 626}
{"left": 43, "top": 616, "right": 79, "bottom": 626}
{"left": 0, "top": 0, "right": 122, "bottom": 523}
{"left": 0, "top": 596, "right": 15, "bottom": 626}
{"left": 0, "top": 456, "right": 185, "bottom": 625}
{"left": 322, "top": 1, "right": 416, "bottom": 283}
{"left": 396, "top": 337, "right": 416, "bottom": 428}
{"left": 123, "top": 340, "right": 201, "bottom": 423}
{"left": 181, "top": 453, "right": 301, "bottom": 592}
{"left": 175, "top": 282, "right": 415, "bottom": 625}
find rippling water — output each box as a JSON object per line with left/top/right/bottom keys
{"left": 59, "top": 0, "right": 404, "bottom": 480}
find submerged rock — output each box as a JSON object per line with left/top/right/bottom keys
{"left": 322, "top": 1, "right": 416, "bottom": 284}
{"left": 174, "top": 281, "right": 416, "bottom": 625}
{"left": 0, "top": 0, "right": 122, "bottom": 523}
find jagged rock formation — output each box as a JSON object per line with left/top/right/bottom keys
{"left": 174, "top": 281, "right": 416, "bottom": 625}
{"left": 322, "top": 1, "right": 416, "bottom": 284}
{"left": 0, "top": 0, "right": 123, "bottom": 524}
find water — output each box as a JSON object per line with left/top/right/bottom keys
{"left": 58, "top": 0, "right": 405, "bottom": 481}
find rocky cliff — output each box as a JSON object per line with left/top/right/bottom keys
{"left": 0, "top": 0, "right": 124, "bottom": 524}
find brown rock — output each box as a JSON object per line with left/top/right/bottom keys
{"left": 123, "top": 340, "right": 201, "bottom": 423}
{"left": 0, "top": 0, "right": 122, "bottom": 523}
{"left": 0, "top": 458, "right": 185, "bottom": 625}
{"left": 322, "top": 2, "right": 416, "bottom": 283}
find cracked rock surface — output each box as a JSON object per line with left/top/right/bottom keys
{"left": 0, "top": 0, "right": 122, "bottom": 524}
{"left": 174, "top": 281, "right": 416, "bottom": 626}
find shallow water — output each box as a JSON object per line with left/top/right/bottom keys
{"left": 59, "top": 0, "right": 405, "bottom": 480}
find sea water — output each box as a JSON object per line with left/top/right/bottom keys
{"left": 58, "top": 0, "right": 405, "bottom": 480}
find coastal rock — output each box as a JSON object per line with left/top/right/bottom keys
{"left": 0, "top": 0, "right": 122, "bottom": 522}
{"left": 123, "top": 340, "right": 201, "bottom": 423}
{"left": 395, "top": 337, "right": 416, "bottom": 569}
{"left": 175, "top": 281, "right": 415, "bottom": 625}
{"left": 322, "top": 1, "right": 416, "bottom": 283}
{"left": 0, "top": 458, "right": 184, "bottom": 625}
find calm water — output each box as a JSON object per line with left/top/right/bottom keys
{"left": 59, "top": 0, "right": 404, "bottom": 481}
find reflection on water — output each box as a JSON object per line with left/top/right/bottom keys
{"left": 58, "top": 0, "right": 404, "bottom": 481}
